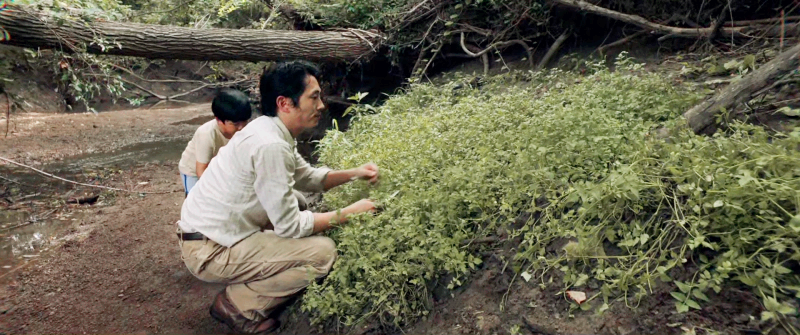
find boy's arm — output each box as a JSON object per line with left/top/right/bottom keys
{"left": 196, "top": 161, "right": 210, "bottom": 177}
{"left": 194, "top": 128, "right": 215, "bottom": 178}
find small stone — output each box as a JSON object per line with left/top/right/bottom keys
{"left": 733, "top": 314, "right": 750, "bottom": 324}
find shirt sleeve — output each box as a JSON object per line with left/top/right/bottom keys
{"left": 194, "top": 127, "right": 215, "bottom": 164}
{"left": 253, "top": 143, "right": 315, "bottom": 239}
{"left": 293, "top": 148, "right": 331, "bottom": 193}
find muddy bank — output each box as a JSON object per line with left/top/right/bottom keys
{"left": 0, "top": 104, "right": 212, "bottom": 165}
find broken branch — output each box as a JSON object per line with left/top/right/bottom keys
{"left": 683, "top": 42, "right": 800, "bottom": 134}
{"left": 552, "top": 0, "right": 747, "bottom": 39}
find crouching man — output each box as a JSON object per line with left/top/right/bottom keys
{"left": 176, "top": 61, "right": 379, "bottom": 334}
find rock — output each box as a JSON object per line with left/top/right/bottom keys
{"left": 733, "top": 314, "right": 751, "bottom": 324}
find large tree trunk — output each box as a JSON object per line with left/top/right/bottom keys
{"left": 684, "top": 42, "right": 800, "bottom": 134}
{"left": 0, "top": 5, "right": 382, "bottom": 63}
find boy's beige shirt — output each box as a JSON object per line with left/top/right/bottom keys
{"left": 178, "top": 119, "right": 228, "bottom": 176}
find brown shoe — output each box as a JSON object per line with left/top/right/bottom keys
{"left": 209, "top": 291, "right": 280, "bottom": 334}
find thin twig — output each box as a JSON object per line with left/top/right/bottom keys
{"left": 0, "top": 156, "right": 177, "bottom": 194}
{"left": 420, "top": 47, "right": 441, "bottom": 78}
{"left": 597, "top": 30, "right": 646, "bottom": 56}
{"left": 724, "top": 15, "right": 800, "bottom": 27}
{"left": 117, "top": 77, "right": 166, "bottom": 99}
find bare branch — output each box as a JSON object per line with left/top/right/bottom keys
{"left": 597, "top": 30, "right": 646, "bottom": 56}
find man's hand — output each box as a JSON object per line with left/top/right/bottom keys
{"left": 312, "top": 198, "right": 376, "bottom": 233}
{"left": 357, "top": 163, "right": 380, "bottom": 184}
{"left": 324, "top": 163, "right": 380, "bottom": 191}
{"left": 346, "top": 198, "right": 377, "bottom": 214}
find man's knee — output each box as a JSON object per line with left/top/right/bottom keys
{"left": 308, "top": 237, "right": 337, "bottom": 270}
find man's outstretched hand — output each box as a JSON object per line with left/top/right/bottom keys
{"left": 347, "top": 199, "right": 377, "bottom": 214}
{"left": 358, "top": 163, "right": 380, "bottom": 184}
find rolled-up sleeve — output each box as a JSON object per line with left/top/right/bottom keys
{"left": 253, "top": 143, "right": 315, "bottom": 238}
{"left": 293, "top": 148, "right": 331, "bottom": 192}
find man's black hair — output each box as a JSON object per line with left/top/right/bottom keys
{"left": 259, "top": 61, "right": 321, "bottom": 117}
{"left": 212, "top": 88, "right": 252, "bottom": 122}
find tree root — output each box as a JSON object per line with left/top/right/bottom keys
{"left": 537, "top": 29, "right": 570, "bottom": 70}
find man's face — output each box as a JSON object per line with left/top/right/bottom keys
{"left": 217, "top": 119, "right": 248, "bottom": 139}
{"left": 290, "top": 75, "right": 326, "bottom": 131}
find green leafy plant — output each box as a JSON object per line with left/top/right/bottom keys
{"left": 306, "top": 54, "right": 800, "bottom": 332}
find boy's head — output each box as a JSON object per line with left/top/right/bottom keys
{"left": 212, "top": 88, "right": 252, "bottom": 139}
{"left": 259, "top": 61, "right": 325, "bottom": 133}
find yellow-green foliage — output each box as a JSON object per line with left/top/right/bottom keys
{"left": 306, "top": 55, "right": 800, "bottom": 329}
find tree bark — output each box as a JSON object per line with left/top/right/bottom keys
{"left": 0, "top": 5, "right": 382, "bottom": 63}
{"left": 683, "top": 42, "right": 800, "bottom": 134}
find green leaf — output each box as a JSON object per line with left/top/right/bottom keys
{"left": 777, "top": 106, "right": 800, "bottom": 116}
{"left": 675, "top": 281, "right": 691, "bottom": 293}
{"left": 639, "top": 233, "right": 649, "bottom": 245}
{"left": 743, "top": 54, "right": 756, "bottom": 69}
{"left": 778, "top": 304, "right": 797, "bottom": 315}
{"left": 758, "top": 255, "right": 772, "bottom": 267}
{"left": 676, "top": 302, "right": 690, "bottom": 313}
{"left": 692, "top": 290, "right": 710, "bottom": 302}
{"left": 574, "top": 274, "right": 589, "bottom": 287}
{"left": 737, "top": 275, "right": 758, "bottom": 287}
{"left": 774, "top": 264, "right": 792, "bottom": 275}
{"left": 670, "top": 292, "right": 687, "bottom": 301}
{"left": 685, "top": 299, "right": 701, "bottom": 310}
{"left": 597, "top": 303, "right": 609, "bottom": 314}
{"left": 764, "top": 296, "right": 781, "bottom": 312}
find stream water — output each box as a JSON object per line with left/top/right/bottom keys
{"left": 0, "top": 138, "right": 188, "bottom": 278}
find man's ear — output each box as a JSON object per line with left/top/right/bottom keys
{"left": 276, "top": 96, "right": 293, "bottom": 114}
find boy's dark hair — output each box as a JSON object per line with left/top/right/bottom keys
{"left": 259, "top": 61, "right": 321, "bottom": 117}
{"left": 212, "top": 88, "right": 252, "bottom": 122}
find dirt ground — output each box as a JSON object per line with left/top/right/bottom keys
{"left": 0, "top": 107, "right": 777, "bottom": 334}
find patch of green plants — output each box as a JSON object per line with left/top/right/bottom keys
{"left": 306, "top": 54, "right": 800, "bottom": 331}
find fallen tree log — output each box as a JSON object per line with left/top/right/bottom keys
{"left": 683, "top": 42, "right": 800, "bottom": 134}
{"left": 0, "top": 4, "right": 382, "bottom": 63}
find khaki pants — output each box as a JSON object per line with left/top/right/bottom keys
{"left": 179, "top": 190, "right": 334, "bottom": 321}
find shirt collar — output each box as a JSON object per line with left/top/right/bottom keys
{"left": 270, "top": 116, "right": 295, "bottom": 147}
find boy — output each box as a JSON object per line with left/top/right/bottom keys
{"left": 179, "top": 88, "right": 251, "bottom": 196}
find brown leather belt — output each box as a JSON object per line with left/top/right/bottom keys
{"left": 177, "top": 231, "right": 207, "bottom": 241}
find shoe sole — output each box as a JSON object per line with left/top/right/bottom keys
{"left": 209, "top": 305, "right": 280, "bottom": 334}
